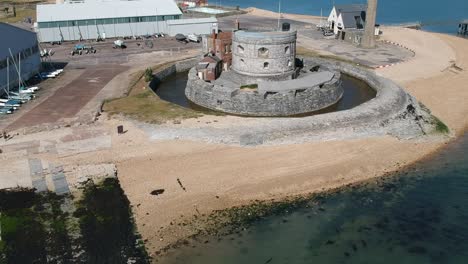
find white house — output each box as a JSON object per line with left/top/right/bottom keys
{"left": 328, "top": 4, "right": 367, "bottom": 35}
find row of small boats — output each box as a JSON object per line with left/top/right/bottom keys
{"left": 0, "top": 69, "right": 64, "bottom": 114}
{"left": 0, "top": 86, "right": 40, "bottom": 114}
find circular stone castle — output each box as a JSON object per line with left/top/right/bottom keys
{"left": 232, "top": 31, "right": 297, "bottom": 80}
{"left": 185, "top": 30, "right": 343, "bottom": 116}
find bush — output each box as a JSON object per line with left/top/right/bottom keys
{"left": 144, "top": 68, "right": 153, "bottom": 82}
{"left": 240, "top": 84, "right": 258, "bottom": 89}
{"left": 434, "top": 117, "right": 449, "bottom": 134}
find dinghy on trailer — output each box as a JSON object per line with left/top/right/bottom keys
{"left": 9, "top": 92, "right": 34, "bottom": 101}
{"left": 6, "top": 96, "right": 28, "bottom": 103}
{"left": 0, "top": 102, "right": 19, "bottom": 110}
{"left": 0, "top": 99, "right": 22, "bottom": 105}
{"left": 0, "top": 107, "right": 14, "bottom": 114}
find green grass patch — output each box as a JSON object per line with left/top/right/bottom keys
{"left": 0, "top": 7, "right": 36, "bottom": 23}
{"left": 432, "top": 115, "right": 449, "bottom": 134}
{"left": 103, "top": 89, "right": 201, "bottom": 124}
{"left": 240, "top": 84, "right": 258, "bottom": 89}
{"left": 103, "top": 65, "right": 203, "bottom": 124}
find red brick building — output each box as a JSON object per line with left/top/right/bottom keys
{"left": 203, "top": 31, "right": 233, "bottom": 72}
{"left": 196, "top": 55, "right": 222, "bottom": 81}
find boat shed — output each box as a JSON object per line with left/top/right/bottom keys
{"left": 36, "top": 0, "right": 217, "bottom": 42}
{"left": 0, "top": 23, "right": 41, "bottom": 97}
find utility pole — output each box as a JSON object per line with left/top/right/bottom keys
{"left": 361, "top": 0, "right": 378, "bottom": 48}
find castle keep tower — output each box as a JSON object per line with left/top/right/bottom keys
{"left": 232, "top": 31, "right": 297, "bottom": 80}
{"left": 186, "top": 30, "right": 343, "bottom": 116}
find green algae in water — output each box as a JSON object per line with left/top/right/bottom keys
{"left": 159, "top": 133, "right": 468, "bottom": 264}
{"left": 0, "top": 190, "right": 73, "bottom": 263}
{"left": 74, "top": 178, "right": 149, "bottom": 263}
{"left": 0, "top": 178, "right": 149, "bottom": 264}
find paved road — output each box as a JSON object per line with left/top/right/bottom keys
{"left": 7, "top": 64, "right": 128, "bottom": 131}
{"left": 219, "top": 14, "right": 414, "bottom": 68}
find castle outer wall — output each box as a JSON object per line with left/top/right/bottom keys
{"left": 185, "top": 65, "right": 343, "bottom": 117}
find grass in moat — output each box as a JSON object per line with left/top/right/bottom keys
{"left": 103, "top": 63, "right": 202, "bottom": 124}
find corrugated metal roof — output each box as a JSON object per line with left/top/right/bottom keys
{"left": 166, "top": 17, "right": 217, "bottom": 25}
{"left": 37, "top": 0, "right": 182, "bottom": 22}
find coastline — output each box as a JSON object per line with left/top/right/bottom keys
{"left": 1, "top": 7, "right": 467, "bottom": 262}
{"left": 115, "top": 10, "right": 468, "bottom": 259}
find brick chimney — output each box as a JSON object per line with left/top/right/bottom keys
{"left": 211, "top": 29, "right": 217, "bottom": 54}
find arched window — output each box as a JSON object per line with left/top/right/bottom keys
{"left": 237, "top": 45, "right": 244, "bottom": 53}
{"left": 258, "top": 47, "right": 269, "bottom": 58}
{"left": 263, "top": 62, "right": 269, "bottom": 69}
{"left": 285, "top": 46, "right": 290, "bottom": 54}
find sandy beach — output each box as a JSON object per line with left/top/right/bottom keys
{"left": 1, "top": 7, "right": 467, "bottom": 261}
{"left": 55, "top": 12, "right": 468, "bottom": 257}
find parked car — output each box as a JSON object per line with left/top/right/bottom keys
{"left": 71, "top": 44, "right": 97, "bottom": 56}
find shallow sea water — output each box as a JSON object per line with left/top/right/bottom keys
{"left": 160, "top": 132, "right": 468, "bottom": 264}
{"left": 218, "top": 0, "right": 467, "bottom": 34}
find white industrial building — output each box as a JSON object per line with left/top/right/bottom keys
{"left": 0, "top": 23, "right": 41, "bottom": 97}
{"left": 36, "top": 0, "right": 219, "bottom": 42}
